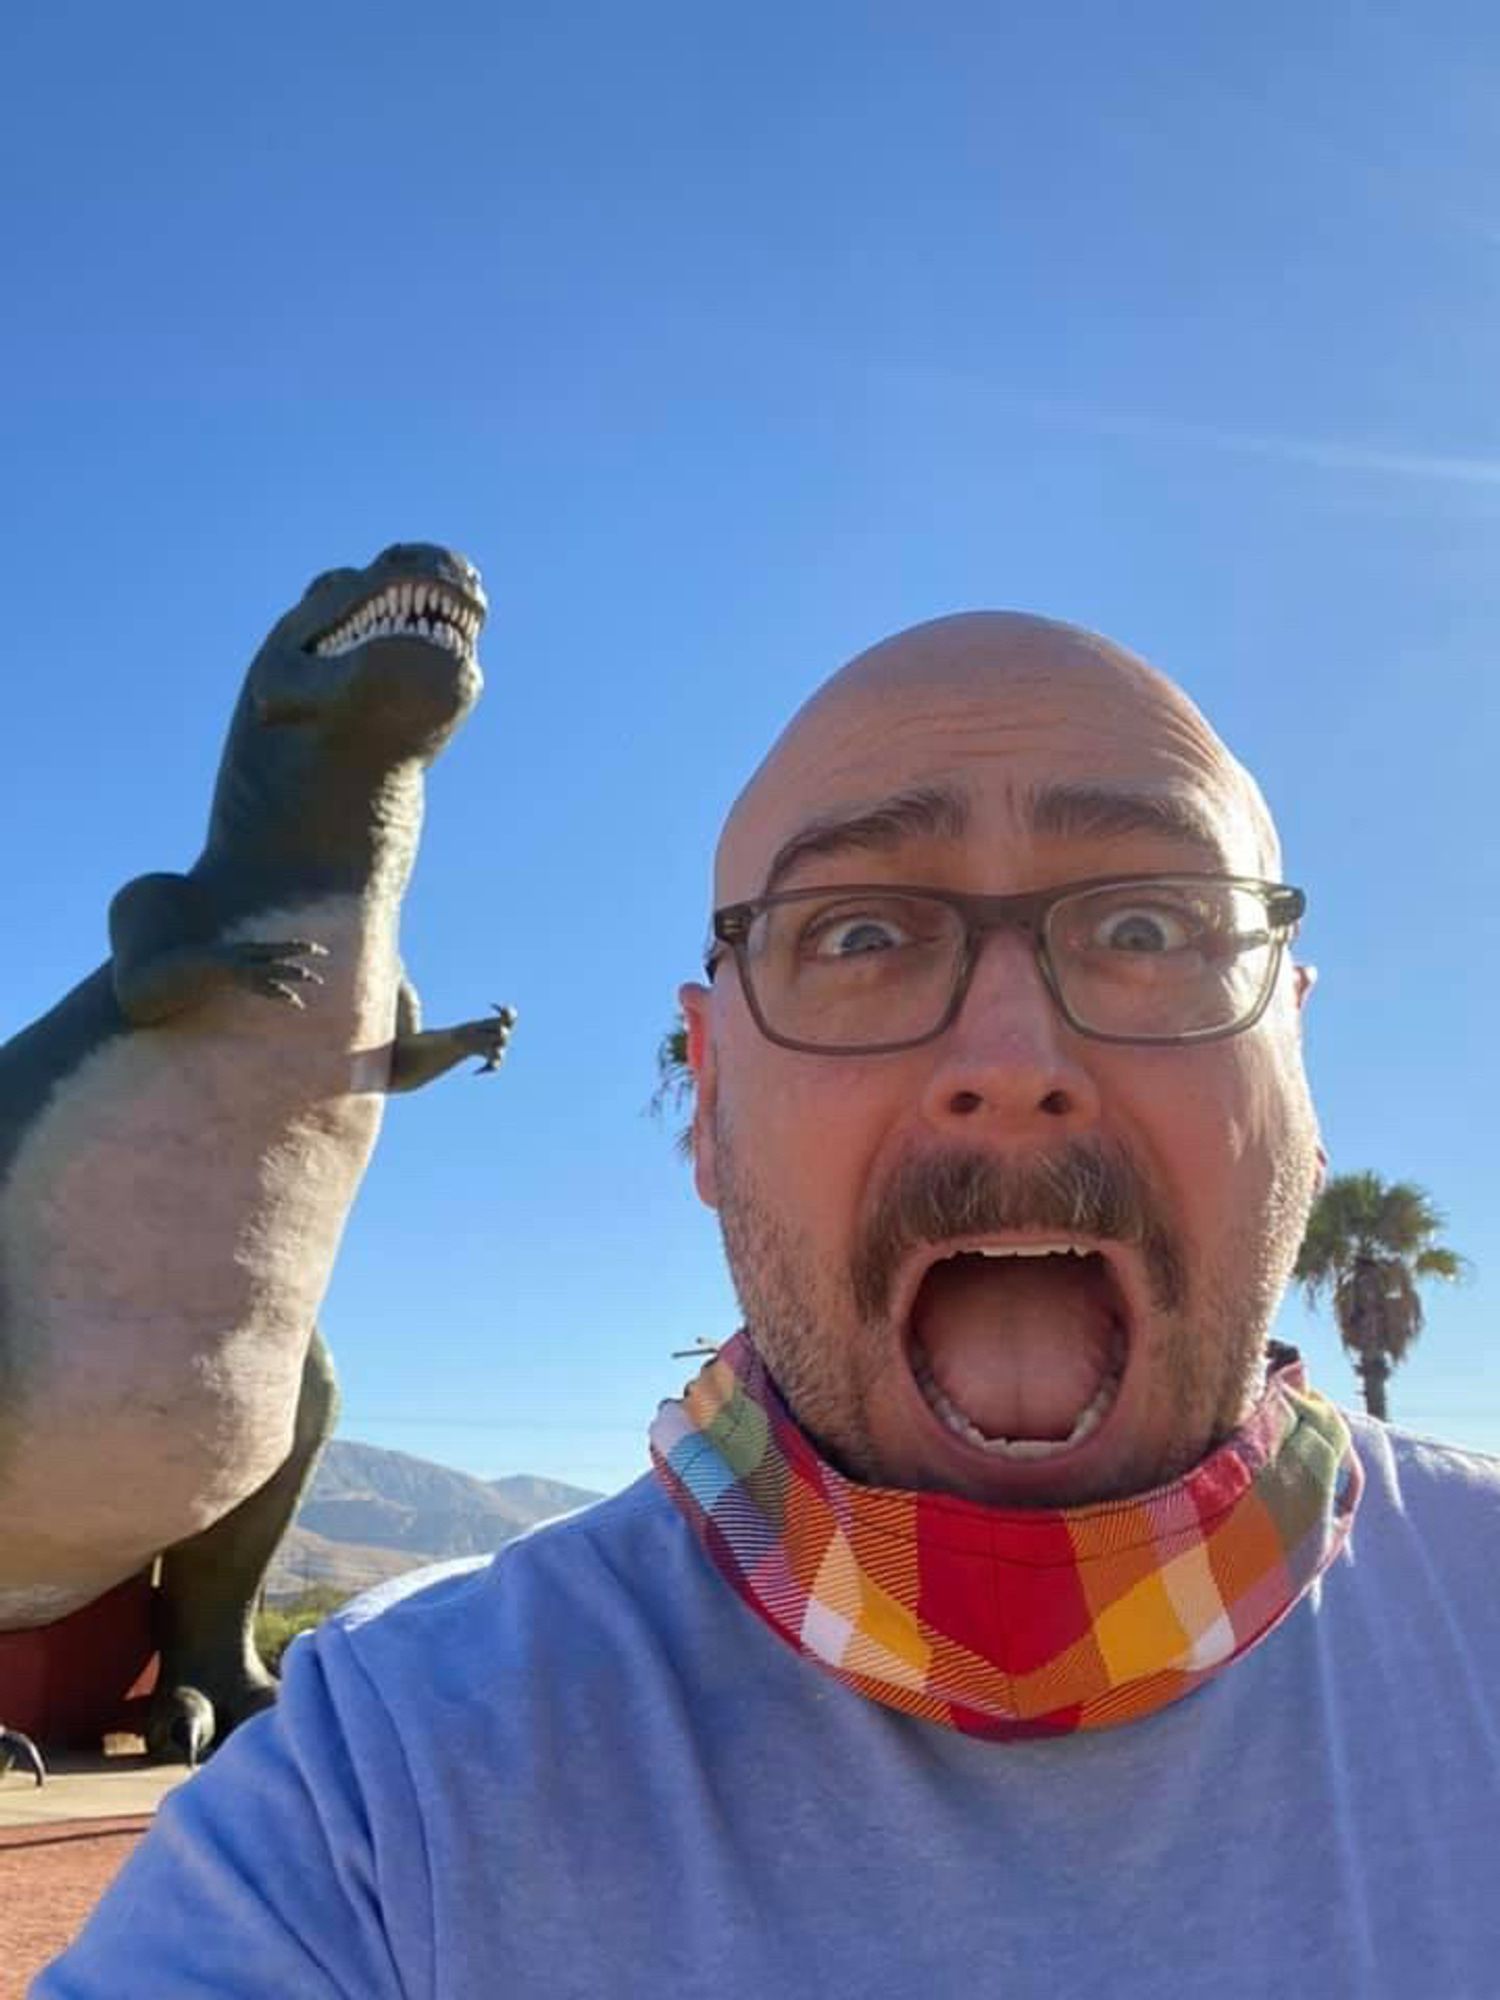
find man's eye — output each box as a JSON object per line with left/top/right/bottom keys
{"left": 804, "top": 911, "right": 911, "bottom": 957}
{"left": 1092, "top": 905, "right": 1194, "bottom": 953}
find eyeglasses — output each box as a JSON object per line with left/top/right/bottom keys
{"left": 707, "top": 874, "right": 1306, "bottom": 1053}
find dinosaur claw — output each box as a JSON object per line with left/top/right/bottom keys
{"left": 149, "top": 1687, "right": 216, "bottom": 1768}
{"left": 0, "top": 1728, "right": 46, "bottom": 1786}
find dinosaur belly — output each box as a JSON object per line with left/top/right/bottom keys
{"left": 0, "top": 895, "right": 396, "bottom": 1628}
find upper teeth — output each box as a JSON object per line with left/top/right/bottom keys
{"left": 972, "top": 1242, "right": 1090, "bottom": 1259}
{"left": 311, "top": 582, "right": 483, "bottom": 659}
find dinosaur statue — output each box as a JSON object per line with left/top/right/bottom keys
{"left": 0, "top": 542, "right": 514, "bottom": 1775}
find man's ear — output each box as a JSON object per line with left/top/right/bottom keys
{"left": 1293, "top": 961, "right": 1318, "bottom": 1011}
{"left": 678, "top": 981, "right": 720, "bottom": 1209}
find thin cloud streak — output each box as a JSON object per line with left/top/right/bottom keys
{"left": 1163, "top": 419, "right": 1500, "bottom": 488}
{"left": 883, "top": 369, "right": 1500, "bottom": 490}
{"left": 1031, "top": 395, "right": 1500, "bottom": 489}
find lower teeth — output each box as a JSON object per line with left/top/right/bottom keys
{"left": 913, "top": 1342, "right": 1123, "bottom": 1458}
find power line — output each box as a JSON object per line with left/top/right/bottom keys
{"left": 340, "top": 1412, "right": 644, "bottom": 1434}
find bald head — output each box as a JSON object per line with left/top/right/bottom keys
{"left": 685, "top": 610, "right": 1320, "bottom": 1510}
{"left": 717, "top": 612, "right": 1280, "bottom": 903}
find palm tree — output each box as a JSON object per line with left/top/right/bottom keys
{"left": 650, "top": 1017, "right": 694, "bottom": 1156}
{"left": 1294, "top": 1172, "right": 1467, "bottom": 1420}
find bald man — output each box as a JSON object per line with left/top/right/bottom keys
{"left": 42, "top": 617, "right": 1500, "bottom": 1999}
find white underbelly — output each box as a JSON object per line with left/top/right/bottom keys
{"left": 0, "top": 894, "right": 396, "bottom": 1626}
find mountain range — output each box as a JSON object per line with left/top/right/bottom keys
{"left": 267, "top": 1439, "right": 605, "bottom": 1602}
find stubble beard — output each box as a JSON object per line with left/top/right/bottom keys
{"left": 709, "top": 1097, "right": 1322, "bottom": 1504}
{"left": 712, "top": 1123, "right": 887, "bottom": 1480}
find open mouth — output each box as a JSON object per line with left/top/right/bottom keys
{"left": 307, "top": 578, "right": 484, "bottom": 662}
{"left": 902, "top": 1241, "right": 1133, "bottom": 1463}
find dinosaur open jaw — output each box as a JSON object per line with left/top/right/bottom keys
{"left": 902, "top": 1241, "right": 1132, "bottom": 1463}
{"left": 307, "top": 579, "right": 485, "bottom": 662}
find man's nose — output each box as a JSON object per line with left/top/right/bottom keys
{"left": 917, "top": 930, "right": 1101, "bottom": 1136}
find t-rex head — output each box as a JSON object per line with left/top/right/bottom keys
{"left": 248, "top": 542, "right": 488, "bottom": 762}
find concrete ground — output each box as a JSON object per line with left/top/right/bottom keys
{"left": 0, "top": 1739, "right": 189, "bottom": 1828}
{"left": 0, "top": 1745, "right": 189, "bottom": 1991}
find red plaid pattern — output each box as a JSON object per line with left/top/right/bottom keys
{"left": 651, "top": 1333, "right": 1361, "bottom": 1738}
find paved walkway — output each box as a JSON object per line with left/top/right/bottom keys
{"left": 0, "top": 1747, "right": 190, "bottom": 1992}
{"left": 0, "top": 1746, "right": 187, "bottom": 1828}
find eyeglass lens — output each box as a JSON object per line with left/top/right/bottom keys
{"left": 742, "top": 881, "right": 1281, "bottom": 1047}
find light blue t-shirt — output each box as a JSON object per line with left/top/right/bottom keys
{"left": 36, "top": 1417, "right": 1500, "bottom": 1998}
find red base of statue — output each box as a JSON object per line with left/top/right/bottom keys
{"left": 0, "top": 1571, "right": 159, "bottom": 1749}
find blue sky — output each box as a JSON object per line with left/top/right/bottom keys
{"left": 2, "top": 0, "right": 1495, "bottom": 1493}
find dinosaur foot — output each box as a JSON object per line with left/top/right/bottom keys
{"left": 145, "top": 1686, "right": 218, "bottom": 1768}
{"left": 0, "top": 1726, "right": 47, "bottom": 1786}
{"left": 145, "top": 1669, "right": 278, "bottom": 1767}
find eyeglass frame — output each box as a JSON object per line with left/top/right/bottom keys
{"left": 705, "top": 872, "right": 1307, "bottom": 1055}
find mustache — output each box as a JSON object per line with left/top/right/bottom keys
{"left": 850, "top": 1142, "right": 1185, "bottom": 1322}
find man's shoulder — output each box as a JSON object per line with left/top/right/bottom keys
{"left": 1344, "top": 1411, "right": 1500, "bottom": 1583}
{"left": 273, "top": 1470, "right": 724, "bottom": 1759}
{"left": 1349, "top": 1410, "right": 1500, "bottom": 1508}
{"left": 315, "top": 1472, "right": 677, "bottom": 1654}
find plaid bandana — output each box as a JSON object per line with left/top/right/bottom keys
{"left": 650, "top": 1332, "right": 1362, "bottom": 1738}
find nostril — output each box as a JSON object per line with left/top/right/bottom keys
{"left": 945, "top": 1085, "right": 1074, "bottom": 1119}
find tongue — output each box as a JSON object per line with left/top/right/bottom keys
{"left": 911, "top": 1255, "right": 1120, "bottom": 1441}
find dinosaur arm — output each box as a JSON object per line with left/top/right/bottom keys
{"left": 394, "top": 971, "right": 422, "bottom": 1040}
{"left": 109, "top": 874, "right": 326, "bottom": 1027}
{"left": 109, "top": 874, "right": 222, "bottom": 1024}
{"left": 388, "top": 971, "right": 515, "bottom": 1092}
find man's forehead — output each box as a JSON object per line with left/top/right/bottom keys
{"left": 715, "top": 612, "right": 1279, "bottom": 898}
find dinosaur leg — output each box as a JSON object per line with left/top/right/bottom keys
{"left": 147, "top": 1328, "right": 339, "bottom": 1766}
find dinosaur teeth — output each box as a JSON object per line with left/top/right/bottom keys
{"left": 310, "top": 584, "right": 483, "bottom": 659}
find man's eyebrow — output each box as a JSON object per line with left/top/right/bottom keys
{"left": 1025, "top": 782, "right": 1232, "bottom": 867}
{"left": 761, "top": 785, "right": 971, "bottom": 895}
{"left": 757, "top": 778, "right": 1233, "bottom": 898}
